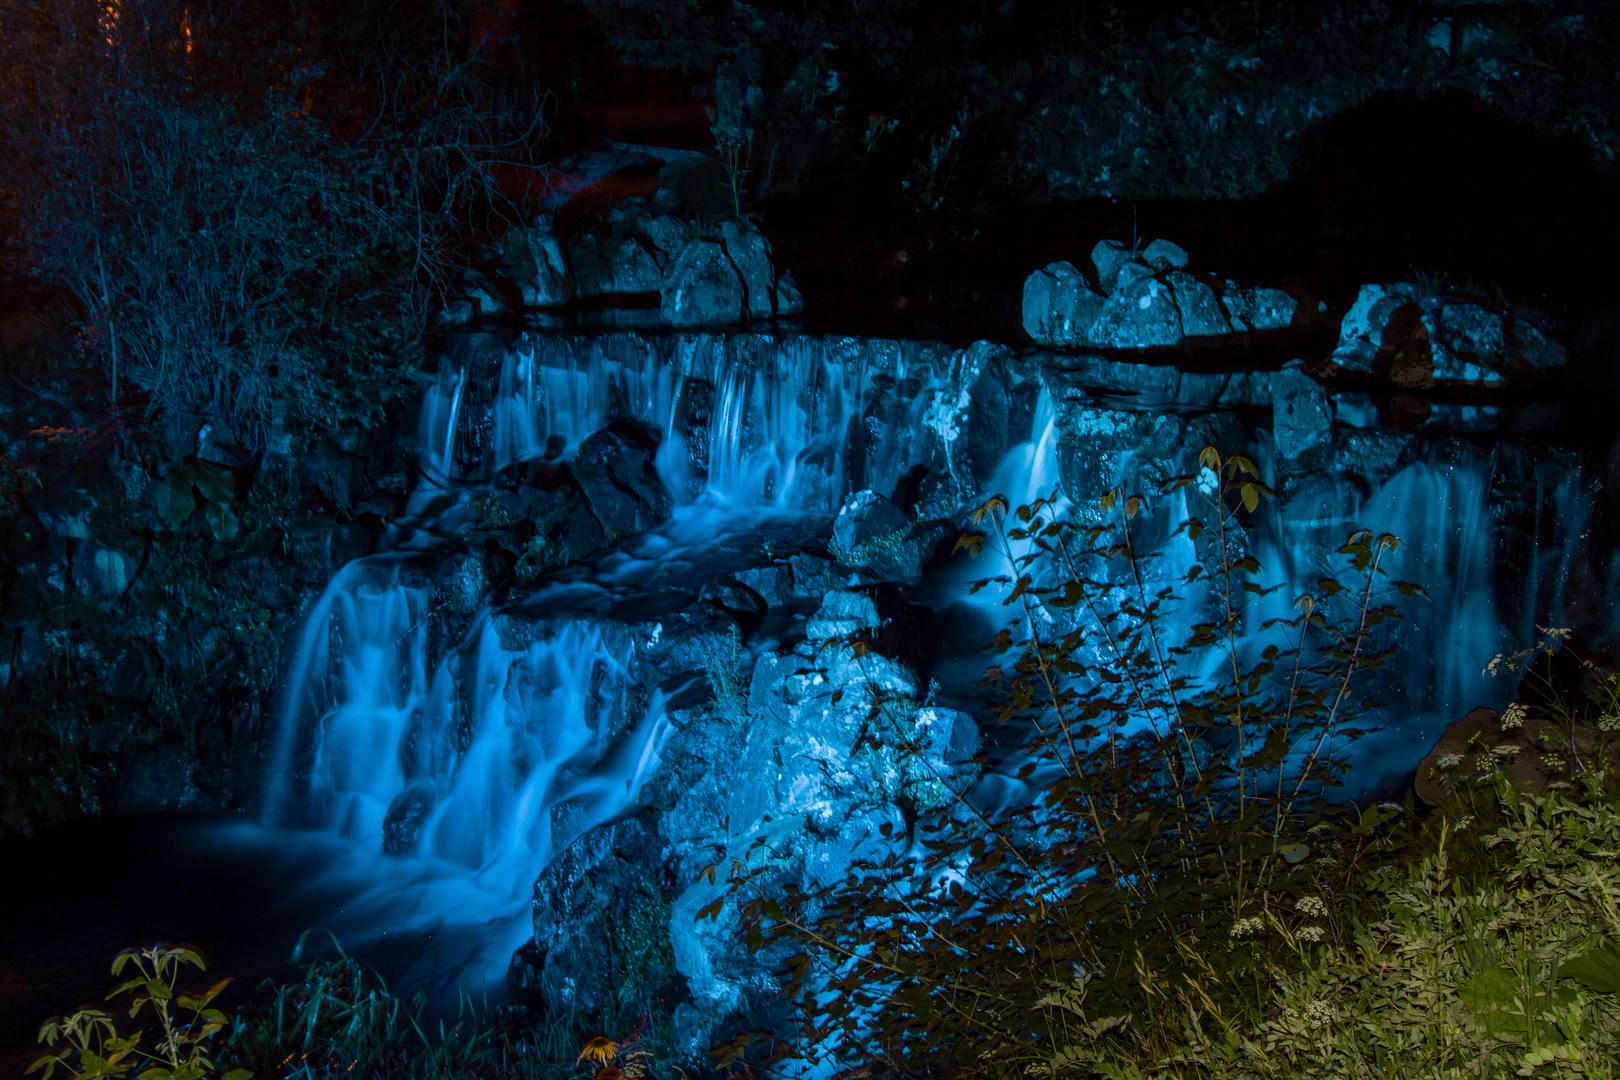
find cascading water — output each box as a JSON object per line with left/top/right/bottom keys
{"left": 260, "top": 330, "right": 968, "bottom": 985}
{"left": 255, "top": 326, "right": 1611, "bottom": 999}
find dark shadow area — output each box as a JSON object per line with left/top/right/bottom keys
{"left": 769, "top": 90, "right": 1620, "bottom": 346}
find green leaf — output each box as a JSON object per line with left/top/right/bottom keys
{"left": 695, "top": 897, "right": 725, "bottom": 922}
{"left": 1562, "top": 947, "right": 1620, "bottom": 994}
{"left": 1460, "top": 967, "right": 1519, "bottom": 1009}
{"left": 204, "top": 501, "right": 239, "bottom": 541}
{"left": 153, "top": 474, "right": 198, "bottom": 530}
{"left": 191, "top": 463, "right": 236, "bottom": 508}
{"left": 1276, "top": 843, "right": 1311, "bottom": 864}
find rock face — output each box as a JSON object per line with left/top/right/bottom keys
{"left": 1022, "top": 261, "right": 1104, "bottom": 347}
{"left": 1331, "top": 283, "right": 1565, "bottom": 385}
{"left": 1022, "top": 238, "right": 1297, "bottom": 348}
{"left": 1272, "top": 362, "right": 1333, "bottom": 467}
{"left": 660, "top": 240, "right": 746, "bottom": 326}
{"left": 448, "top": 214, "right": 801, "bottom": 328}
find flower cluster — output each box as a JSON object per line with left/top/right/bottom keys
{"left": 1230, "top": 917, "right": 1264, "bottom": 940}
{"left": 1300, "top": 999, "right": 1333, "bottom": 1029}
{"left": 1435, "top": 753, "right": 1462, "bottom": 770}
{"left": 1296, "top": 896, "right": 1327, "bottom": 918}
{"left": 1296, "top": 925, "right": 1325, "bottom": 943}
{"left": 1500, "top": 703, "right": 1528, "bottom": 731}
{"left": 1600, "top": 715, "right": 1620, "bottom": 733}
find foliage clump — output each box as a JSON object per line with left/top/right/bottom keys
{"left": 711, "top": 446, "right": 1620, "bottom": 1077}
{"left": 0, "top": 0, "right": 537, "bottom": 446}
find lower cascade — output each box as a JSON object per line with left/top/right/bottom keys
{"left": 260, "top": 326, "right": 1615, "bottom": 1057}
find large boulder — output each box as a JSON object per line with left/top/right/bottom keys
{"left": 1333, "top": 283, "right": 1568, "bottom": 385}
{"left": 719, "top": 219, "right": 775, "bottom": 321}
{"left": 1271, "top": 362, "right": 1333, "bottom": 467}
{"left": 502, "top": 222, "right": 573, "bottom": 307}
{"left": 1022, "top": 260, "right": 1105, "bottom": 346}
{"left": 570, "top": 234, "right": 663, "bottom": 298}
{"left": 1087, "top": 275, "right": 1184, "bottom": 348}
{"left": 574, "top": 420, "right": 674, "bottom": 537}
{"left": 1331, "top": 283, "right": 1420, "bottom": 372}
{"left": 1167, "top": 272, "right": 1232, "bottom": 338}
{"left": 1090, "top": 239, "right": 1132, "bottom": 296}
{"left": 1222, "top": 283, "right": 1298, "bottom": 332}
{"left": 660, "top": 240, "right": 747, "bottom": 326}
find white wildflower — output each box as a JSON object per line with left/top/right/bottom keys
{"left": 1297, "top": 896, "right": 1328, "bottom": 918}
{"left": 1435, "top": 754, "right": 1462, "bottom": 770}
{"left": 1454, "top": 815, "right": 1475, "bottom": 832}
{"left": 1500, "top": 703, "right": 1528, "bottom": 731}
{"left": 1548, "top": 781, "right": 1574, "bottom": 790}
{"left": 1300, "top": 999, "right": 1333, "bottom": 1029}
{"left": 1230, "top": 917, "right": 1264, "bottom": 940}
{"left": 1491, "top": 744, "right": 1520, "bottom": 759}
{"left": 1378, "top": 802, "right": 1403, "bottom": 814}
{"left": 1600, "top": 716, "right": 1620, "bottom": 733}
{"left": 1485, "top": 654, "right": 1504, "bottom": 676}
{"left": 1539, "top": 625, "right": 1572, "bottom": 641}
{"left": 1297, "top": 925, "right": 1325, "bottom": 943}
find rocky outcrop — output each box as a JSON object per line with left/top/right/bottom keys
{"left": 1330, "top": 283, "right": 1566, "bottom": 386}
{"left": 1022, "top": 237, "right": 1297, "bottom": 349}
{"left": 445, "top": 215, "right": 803, "bottom": 328}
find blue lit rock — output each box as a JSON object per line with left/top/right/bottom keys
{"left": 719, "top": 220, "right": 776, "bottom": 321}
{"left": 1222, "top": 283, "right": 1298, "bottom": 332}
{"left": 1142, "top": 238, "right": 1189, "bottom": 270}
{"left": 831, "top": 489, "right": 910, "bottom": 566}
{"left": 1022, "top": 260, "right": 1104, "bottom": 346}
{"left": 773, "top": 269, "right": 804, "bottom": 316}
{"left": 1167, "top": 271, "right": 1232, "bottom": 338}
{"left": 660, "top": 240, "right": 747, "bottom": 326}
{"left": 1272, "top": 362, "right": 1333, "bottom": 467}
{"left": 1331, "top": 282, "right": 1420, "bottom": 371}
{"left": 1088, "top": 276, "right": 1184, "bottom": 348}
{"left": 571, "top": 234, "right": 663, "bottom": 298}
{"left": 1090, "top": 238, "right": 1131, "bottom": 295}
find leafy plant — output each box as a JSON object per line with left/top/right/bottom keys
{"left": 30, "top": 944, "right": 249, "bottom": 1080}
{"left": 719, "top": 446, "right": 1424, "bottom": 1076}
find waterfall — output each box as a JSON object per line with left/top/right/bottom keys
{"left": 260, "top": 327, "right": 1608, "bottom": 990}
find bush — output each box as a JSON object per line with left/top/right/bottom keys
{"left": 0, "top": 0, "right": 537, "bottom": 446}
{"left": 714, "top": 446, "right": 1619, "bottom": 1077}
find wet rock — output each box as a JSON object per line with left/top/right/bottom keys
{"left": 640, "top": 215, "right": 692, "bottom": 268}
{"left": 381, "top": 781, "right": 436, "bottom": 854}
{"left": 530, "top": 812, "right": 676, "bottom": 1020}
{"left": 574, "top": 420, "right": 674, "bottom": 538}
{"left": 1142, "top": 238, "right": 1189, "bottom": 270}
{"left": 806, "top": 588, "right": 880, "bottom": 642}
{"left": 1272, "top": 362, "right": 1333, "bottom": 467}
{"left": 1167, "top": 272, "right": 1232, "bottom": 338}
{"left": 1088, "top": 275, "right": 1183, "bottom": 348}
{"left": 33, "top": 485, "right": 95, "bottom": 539}
{"left": 104, "top": 645, "right": 155, "bottom": 702}
{"left": 659, "top": 240, "right": 746, "bottom": 326}
{"left": 1335, "top": 284, "right": 1568, "bottom": 385}
{"left": 1022, "top": 260, "right": 1104, "bottom": 347}
{"left": 831, "top": 489, "right": 917, "bottom": 579}
{"left": 76, "top": 540, "right": 139, "bottom": 597}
